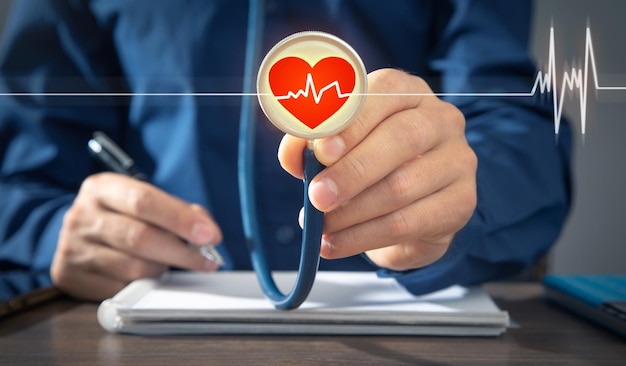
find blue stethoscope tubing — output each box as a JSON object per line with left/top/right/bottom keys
{"left": 238, "top": 0, "right": 325, "bottom": 310}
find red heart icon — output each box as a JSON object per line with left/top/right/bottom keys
{"left": 268, "top": 56, "right": 356, "bottom": 130}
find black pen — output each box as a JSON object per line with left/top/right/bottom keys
{"left": 87, "top": 131, "right": 224, "bottom": 266}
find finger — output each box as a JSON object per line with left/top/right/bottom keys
{"left": 51, "top": 240, "right": 164, "bottom": 301}
{"left": 365, "top": 233, "right": 456, "bottom": 271}
{"left": 309, "top": 105, "right": 449, "bottom": 212}
{"left": 52, "top": 266, "right": 128, "bottom": 302}
{"left": 80, "top": 173, "right": 222, "bottom": 245}
{"left": 277, "top": 134, "right": 308, "bottom": 179}
{"left": 54, "top": 232, "right": 169, "bottom": 284}
{"left": 319, "top": 181, "right": 476, "bottom": 261}
{"left": 323, "top": 144, "right": 460, "bottom": 233}
{"left": 92, "top": 210, "right": 219, "bottom": 272}
{"left": 313, "top": 69, "right": 432, "bottom": 166}
{"left": 87, "top": 242, "right": 168, "bottom": 282}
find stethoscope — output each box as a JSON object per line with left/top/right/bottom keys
{"left": 239, "top": 0, "right": 367, "bottom": 309}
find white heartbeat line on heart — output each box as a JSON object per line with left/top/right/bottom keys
{"left": 274, "top": 73, "right": 352, "bottom": 104}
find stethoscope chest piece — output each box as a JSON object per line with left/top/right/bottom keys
{"left": 257, "top": 31, "right": 367, "bottom": 139}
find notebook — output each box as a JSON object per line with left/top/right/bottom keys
{"left": 543, "top": 274, "right": 626, "bottom": 337}
{"left": 97, "top": 271, "right": 509, "bottom": 336}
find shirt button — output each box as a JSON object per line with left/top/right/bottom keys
{"left": 275, "top": 225, "right": 296, "bottom": 245}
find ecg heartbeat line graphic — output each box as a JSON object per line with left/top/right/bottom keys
{"left": 274, "top": 73, "right": 350, "bottom": 104}
{"left": 2, "top": 27, "right": 625, "bottom": 135}
{"left": 532, "top": 26, "right": 626, "bottom": 135}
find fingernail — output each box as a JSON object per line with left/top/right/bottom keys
{"left": 320, "top": 235, "right": 335, "bottom": 257}
{"left": 203, "top": 259, "right": 218, "bottom": 272}
{"left": 316, "top": 136, "right": 345, "bottom": 165}
{"left": 192, "top": 222, "right": 214, "bottom": 244}
{"left": 309, "top": 177, "right": 338, "bottom": 211}
{"left": 298, "top": 207, "right": 304, "bottom": 229}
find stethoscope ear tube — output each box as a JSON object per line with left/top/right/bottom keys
{"left": 248, "top": 148, "right": 325, "bottom": 310}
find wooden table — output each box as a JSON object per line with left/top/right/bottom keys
{"left": 1, "top": 283, "right": 624, "bottom": 365}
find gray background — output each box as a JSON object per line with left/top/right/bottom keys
{"left": 531, "top": 0, "right": 626, "bottom": 274}
{"left": 0, "top": 1, "right": 624, "bottom": 275}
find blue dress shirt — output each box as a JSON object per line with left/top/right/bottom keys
{"left": 0, "top": 0, "right": 572, "bottom": 295}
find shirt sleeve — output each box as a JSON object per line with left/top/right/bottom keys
{"left": 0, "top": 0, "right": 127, "bottom": 271}
{"left": 385, "top": 0, "right": 573, "bottom": 294}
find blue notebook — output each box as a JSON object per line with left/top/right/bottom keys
{"left": 543, "top": 274, "right": 626, "bottom": 337}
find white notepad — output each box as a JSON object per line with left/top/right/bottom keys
{"left": 98, "top": 271, "right": 509, "bottom": 336}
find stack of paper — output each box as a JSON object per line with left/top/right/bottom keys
{"left": 98, "top": 271, "right": 509, "bottom": 336}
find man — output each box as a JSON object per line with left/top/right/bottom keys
{"left": 0, "top": 0, "right": 571, "bottom": 300}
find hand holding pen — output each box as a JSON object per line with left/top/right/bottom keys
{"left": 50, "top": 132, "right": 224, "bottom": 301}
{"left": 87, "top": 132, "right": 224, "bottom": 266}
